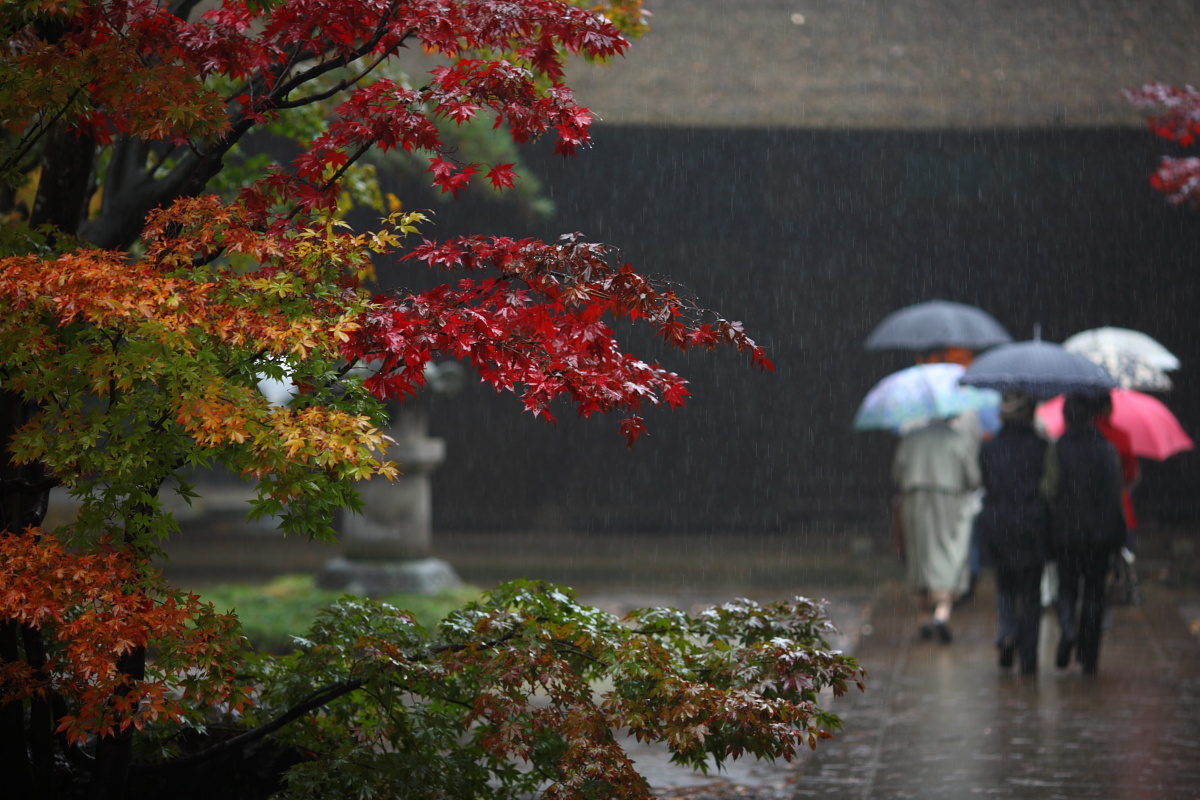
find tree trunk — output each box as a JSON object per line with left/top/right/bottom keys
{"left": 1, "top": 391, "right": 48, "bottom": 794}
{"left": 0, "top": 620, "right": 34, "bottom": 795}
{"left": 2, "top": 383, "right": 58, "bottom": 796}
{"left": 90, "top": 485, "right": 162, "bottom": 800}
{"left": 29, "top": 122, "right": 95, "bottom": 236}
{"left": 91, "top": 646, "right": 147, "bottom": 800}
{"left": 22, "top": 624, "right": 58, "bottom": 800}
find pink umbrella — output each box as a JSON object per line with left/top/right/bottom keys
{"left": 1036, "top": 389, "right": 1194, "bottom": 460}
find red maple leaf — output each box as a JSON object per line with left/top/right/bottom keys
{"left": 487, "top": 163, "right": 518, "bottom": 191}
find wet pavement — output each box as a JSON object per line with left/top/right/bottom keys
{"left": 587, "top": 578, "right": 1200, "bottom": 800}
{"left": 792, "top": 579, "right": 1200, "bottom": 799}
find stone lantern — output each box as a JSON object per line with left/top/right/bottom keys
{"left": 317, "top": 362, "right": 465, "bottom": 595}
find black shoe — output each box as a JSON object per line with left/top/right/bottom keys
{"left": 998, "top": 640, "right": 1015, "bottom": 669}
{"left": 919, "top": 623, "right": 934, "bottom": 641}
{"left": 1055, "top": 638, "right": 1074, "bottom": 669}
{"left": 1020, "top": 661, "right": 1037, "bottom": 676}
{"left": 1081, "top": 662, "right": 1098, "bottom": 676}
{"left": 934, "top": 621, "right": 952, "bottom": 644}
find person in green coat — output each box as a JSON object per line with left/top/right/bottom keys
{"left": 893, "top": 416, "right": 982, "bottom": 643}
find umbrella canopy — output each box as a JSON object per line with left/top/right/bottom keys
{"left": 959, "top": 340, "right": 1117, "bottom": 401}
{"left": 1062, "top": 327, "right": 1180, "bottom": 391}
{"left": 1062, "top": 327, "right": 1180, "bottom": 370}
{"left": 853, "top": 363, "right": 1000, "bottom": 432}
{"left": 1037, "top": 389, "right": 1194, "bottom": 460}
{"left": 864, "top": 300, "right": 1013, "bottom": 352}
{"left": 1067, "top": 349, "right": 1173, "bottom": 391}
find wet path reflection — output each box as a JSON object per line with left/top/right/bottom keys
{"left": 796, "top": 581, "right": 1200, "bottom": 799}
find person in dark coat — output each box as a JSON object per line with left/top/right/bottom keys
{"left": 977, "top": 392, "right": 1050, "bottom": 674}
{"left": 1042, "top": 392, "right": 1127, "bottom": 675}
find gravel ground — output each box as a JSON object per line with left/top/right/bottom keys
{"left": 565, "top": 0, "right": 1200, "bottom": 128}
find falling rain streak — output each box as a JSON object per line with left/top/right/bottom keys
{"left": 421, "top": 127, "right": 1200, "bottom": 538}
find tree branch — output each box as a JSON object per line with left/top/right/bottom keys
{"left": 136, "top": 678, "right": 366, "bottom": 772}
{"left": 272, "top": 48, "right": 395, "bottom": 111}
{"left": 0, "top": 477, "right": 60, "bottom": 495}
{"left": 168, "top": 0, "right": 206, "bottom": 21}
{"left": 0, "top": 86, "right": 86, "bottom": 178}
{"left": 138, "top": 626, "right": 527, "bottom": 772}
{"left": 266, "top": 8, "right": 405, "bottom": 109}
{"left": 284, "top": 141, "right": 372, "bottom": 221}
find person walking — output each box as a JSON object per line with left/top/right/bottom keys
{"left": 976, "top": 392, "right": 1050, "bottom": 674}
{"left": 1042, "top": 393, "right": 1127, "bottom": 675}
{"left": 1092, "top": 392, "right": 1140, "bottom": 551}
{"left": 893, "top": 415, "right": 982, "bottom": 643}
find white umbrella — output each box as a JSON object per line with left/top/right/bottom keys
{"left": 1062, "top": 327, "right": 1180, "bottom": 391}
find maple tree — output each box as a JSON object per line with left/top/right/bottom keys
{"left": 0, "top": 2, "right": 855, "bottom": 799}
{"left": 1126, "top": 82, "right": 1200, "bottom": 206}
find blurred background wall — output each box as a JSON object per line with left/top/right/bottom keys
{"left": 151, "top": 0, "right": 1200, "bottom": 583}
{"left": 415, "top": 126, "right": 1199, "bottom": 537}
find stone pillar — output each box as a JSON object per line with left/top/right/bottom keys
{"left": 318, "top": 408, "right": 462, "bottom": 595}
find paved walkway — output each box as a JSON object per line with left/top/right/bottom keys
{"left": 795, "top": 579, "right": 1200, "bottom": 799}
{"left": 583, "top": 579, "right": 1200, "bottom": 800}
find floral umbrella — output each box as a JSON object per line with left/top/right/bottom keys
{"left": 1062, "top": 327, "right": 1180, "bottom": 391}
{"left": 1036, "top": 389, "right": 1194, "bottom": 460}
{"left": 853, "top": 363, "right": 1000, "bottom": 433}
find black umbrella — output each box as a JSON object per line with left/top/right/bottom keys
{"left": 959, "top": 340, "right": 1118, "bottom": 401}
{"left": 864, "top": 300, "right": 1012, "bottom": 352}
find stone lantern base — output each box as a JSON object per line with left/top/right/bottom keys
{"left": 317, "top": 556, "right": 462, "bottom": 596}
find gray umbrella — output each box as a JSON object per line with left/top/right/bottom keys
{"left": 959, "top": 340, "right": 1118, "bottom": 401}
{"left": 864, "top": 300, "right": 1013, "bottom": 352}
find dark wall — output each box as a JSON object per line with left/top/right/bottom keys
{"left": 396, "top": 126, "right": 1200, "bottom": 534}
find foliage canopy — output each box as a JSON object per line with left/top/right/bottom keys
{"left": 1126, "top": 82, "right": 1200, "bottom": 207}
{"left": 0, "top": 2, "right": 854, "bottom": 799}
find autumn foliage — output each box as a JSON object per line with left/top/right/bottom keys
{"left": 0, "top": 2, "right": 848, "bottom": 799}
{"left": 0, "top": 532, "right": 250, "bottom": 744}
{"left": 1, "top": 537, "right": 863, "bottom": 800}
{"left": 1126, "top": 82, "right": 1200, "bottom": 206}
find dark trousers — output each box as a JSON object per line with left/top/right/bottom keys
{"left": 995, "top": 565, "right": 1043, "bottom": 670}
{"left": 1055, "top": 549, "right": 1112, "bottom": 671}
